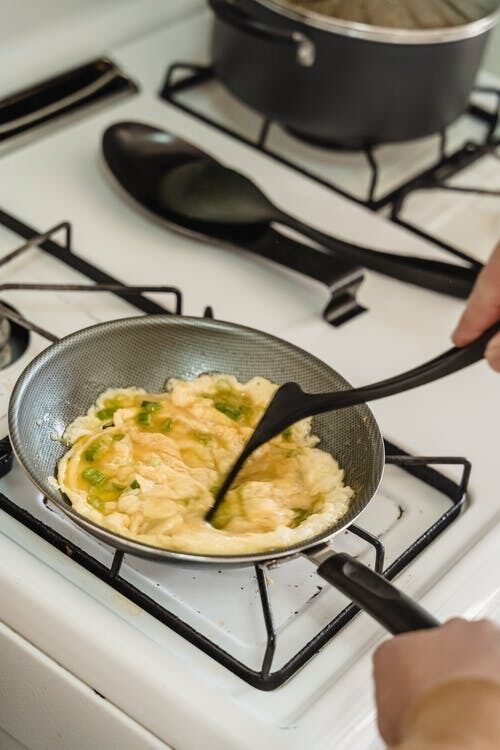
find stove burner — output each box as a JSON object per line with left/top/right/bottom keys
{"left": 0, "top": 303, "right": 29, "bottom": 369}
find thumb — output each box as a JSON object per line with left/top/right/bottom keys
{"left": 452, "top": 243, "right": 500, "bottom": 347}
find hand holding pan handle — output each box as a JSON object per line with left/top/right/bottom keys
{"left": 307, "top": 547, "right": 439, "bottom": 633}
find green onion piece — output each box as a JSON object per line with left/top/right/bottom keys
{"left": 214, "top": 401, "right": 243, "bottom": 421}
{"left": 216, "top": 377, "right": 232, "bottom": 391}
{"left": 141, "top": 400, "right": 161, "bottom": 412}
{"left": 160, "top": 418, "right": 174, "bottom": 434}
{"left": 214, "top": 401, "right": 253, "bottom": 422}
{"left": 130, "top": 479, "right": 140, "bottom": 490}
{"left": 282, "top": 426, "right": 293, "bottom": 442}
{"left": 291, "top": 508, "right": 309, "bottom": 528}
{"left": 113, "top": 432, "right": 125, "bottom": 441}
{"left": 96, "top": 408, "right": 116, "bottom": 421}
{"left": 82, "top": 468, "right": 106, "bottom": 486}
{"left": 193, "top": 431, "right": 212, "bottom": 444}
{"left": 88, "top": 496, "right": 106, "bottom": 513}
{"left": 137, "top": 411, "right": 152, "bottom": 426}
{"left": 84, "top": 444, "right": 100, "bottom": 462}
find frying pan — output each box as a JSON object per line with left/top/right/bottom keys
{"left": 9, "top": 314, "right": 439, "bottom": 634}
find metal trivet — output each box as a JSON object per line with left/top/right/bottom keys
{"left": 160, "top": 64, "right": 499, "bottom": 267}
{"left": 0, "top": 214, "right": 471, "bottom": 689}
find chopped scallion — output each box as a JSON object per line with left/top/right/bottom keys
{"left": 96, "top": 408, "right": 116, "bottom": 421}
{"left": 214, "top": 401, "right": 243, "bottom": 421}
{"left": 82, "top": 468, "right": 106, "bottom": 486}
{"left": 160, "top": 418, "right": 174, "bottom": 434}
{"left": 137, "top": 411, "right": 152, "bottom": 426}
{"left": 88, "top": 496, "right": 106, "bottom": 513}
{"left": 291, "top": 508, "right": 309, "bottom": 528}
{"left": 141, "top": 400, "right": 161, "bottom": 412}
{"left": 193, "top": 431, "right": 212, "bottom": 444}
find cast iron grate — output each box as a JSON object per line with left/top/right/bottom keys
{"left": 160, "top": 64, "right": 499, "bottom": 267}
{"left": 0, "top": 214, "right": 471, "bottom": 689}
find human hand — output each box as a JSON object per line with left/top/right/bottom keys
{"left": 373, "top": 618, "right": 500, "bottom": 745}
{"left": 453, "top": 242, "right": 500, "bottom": 371}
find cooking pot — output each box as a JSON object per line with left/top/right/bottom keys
{"left": 208, "top": 0, "right": 500, "bottom": 147}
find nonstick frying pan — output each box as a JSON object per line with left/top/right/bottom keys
{"left": 10, "top": 314, "right": 440, "bottom": 634}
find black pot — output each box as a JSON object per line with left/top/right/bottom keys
{"left": 208, "top": 0, "right": 499, "bottom": 147}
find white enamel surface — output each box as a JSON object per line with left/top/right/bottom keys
{"left": 0, "top": 728, "right": 26, "bottom": 750}
{"left": 0, "top": 0, "right": 202, "bottom": 99}
{"left": 0, "top": 6, "right": 499, "bottom": 750}
{"left": 0, "top": 622, "right": 166, "bottom": 750}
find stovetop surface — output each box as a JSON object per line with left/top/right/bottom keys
{"left": 0, "top": 7, "right": 498, "bottom": 750}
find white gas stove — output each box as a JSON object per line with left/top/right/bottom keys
{"left": 0, "top": 5, "right": 499, "bottom": 750}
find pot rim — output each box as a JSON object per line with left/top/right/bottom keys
{"left": 253, "top": 0, "right": 500, "bottom": 44}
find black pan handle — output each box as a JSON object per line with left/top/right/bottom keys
{"left": 209, "top": 0, "right": 316, "bottom": 66}
{"left": 311, "top": 550, "right": 439, "bottom": 634}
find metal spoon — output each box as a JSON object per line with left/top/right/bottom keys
{"left": 160, "top": 158, "right": 478, "bottom": 298}
{"left": 207, "top": 321, "right": 500, "bottom": 522}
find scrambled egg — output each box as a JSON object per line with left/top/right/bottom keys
{"left": 56, "top": 374, "right": 354, "bottom": 555}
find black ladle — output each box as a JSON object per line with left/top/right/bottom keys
{"left": 160, "top": 158, "right": 478, "bottom": 298}
{"left": 207, "top": 322, "right": 500, "bottom": 522}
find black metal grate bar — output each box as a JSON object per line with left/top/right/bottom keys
{"left": 0, "top": 218, "right": 183, "bottom": 341}
{"left": 0, "top": 210, "right": 179, "bottom": 316}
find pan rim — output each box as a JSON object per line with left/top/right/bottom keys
{"left": 8, "top": 313, "right": 385, "bottom": 566}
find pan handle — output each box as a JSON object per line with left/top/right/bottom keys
{"left": 308, "top": 549, "right": 439, "bottom": 634}
{"left": 209, "top": 0, "right": 316, "bottom": 67}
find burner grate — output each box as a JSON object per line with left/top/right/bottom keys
{"left": 0, "top": 214, "right": 471, "bottom": 689}
{"left": 160, "top": 63, "right": 499, "bottom": 266}
{"left": 0, "top": 216, "right": 182, "bottom": 341}
{"left": 0, "top": 436, "right": 470, "bottom": 690}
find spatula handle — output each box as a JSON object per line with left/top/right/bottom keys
{"left": 208, "top": 322, "right": 499, "bottom": 520}
{"left": 252, "top": 321, "right": 500, "bottom": 444}
{"left": 282, "top": 214, "right": 479, "bottom": 299}
{"left": 307, "top": 320, "right": 500, "bottom": 414}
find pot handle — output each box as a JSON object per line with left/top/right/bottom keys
{"left": 209, "top": 0, "right": 316, "bottom": 67}
{"left": 308, "top": 549, "right": 439, "bottom": 634}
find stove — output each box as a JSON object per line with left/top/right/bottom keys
{"left": 0, "top": 5, "right": 499, "bottom": 750}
